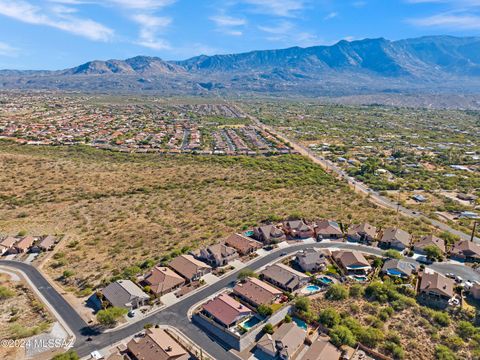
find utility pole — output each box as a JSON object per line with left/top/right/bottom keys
{"left": 471, "top": 221, "right": 478, "bottom": 242}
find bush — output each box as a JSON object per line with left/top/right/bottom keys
{"left": 329, "top": 325, "right": 356, "bottom": 347}
{"left": 263, "top": 323, "right": 274, "bottom": 334}
{"left": 284, "top": 314, "right": 292, "bottom": 323}
{"left": 435, "top": 345, "right": 457, "bottom": 360}
{"left": 62, "top": 270, "right": 75, "bottom": 279}
{"left": 318, "top": 308, "right": 341, "bottom": 328}
{"left": 0, "top": 286, "right": 15, "bottom": 300}
{"left": 379, "top": 306, "right": 394, "bottom": 321}
{"left": 444, "top": 335, "right": 463, "bottom": 351}
{"left": 384, "top": 249, "right": 402, "bottom": 259}
{"left": 257, "top": 304, "right": 273, "bottom": 317}
{"left": 238, "top": 268, "right": 257, "bottom": 280}
{"left": 423, "top": 245, "right": 443, "bottom": 261}
{"left": 364, "top": 281, "right": 399, "bottom": 303}
{"left": 325, "top": 284, "right": 349, "bottom": 301}
{"left": 384, "top": 341, "right": 405, "bottom": 360}
{"left": 433, "top": 312, "right": 450, "bottom": 327}
{"left": 357, "top": 327, "right": 384, "bottom": 348}
{"left": 349, "top": 284, "right": 364, "bottom": 298}
{"left": 295, "top": 297, "right": 310, "bottom": 313}
{"left": 96, "top": 306, "right": 128, "bottom": 327}
{"left": 52, "top": 350, "right": 80, "bottom": 360}
{"left": 457, "top": 320, "right": 477, "bottom": 340}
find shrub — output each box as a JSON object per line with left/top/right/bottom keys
{"left": 329, "top": 325, "right": 356, "bottom": 347}
{"left": 444, "top": 335, "right": 463, "bottom": 351}
{"left": 349, "top": 284, "right": 364, "bottom": 298}
{"left": 384, "top": 249, "right": 402, "bottom": 259}
{"left": 435, "top": 345, "right": 457, "bottom": 360}
{"left": 238, "top": 268, "right": 257, "bottom": 280}
{"left": 257, "top": 304, "right": 273, "bottom": 317}
{"left": 384, "top": 341, "right": 405, "bottom": 360}
{"left": 295, "top": 297, "right": 310, "bottom": 313}
{"left": 423, "top": 245, "right": 443, "bottom": 261}
{"left": 457, "top": 320, "right": 477, "bottom": 340}
{"left": 433, "top": 312, "right": 450, "bottom": 327}
{"left": 96, "top": 306, "right": 128, "bottom": 327}
{"left": 0, "top": 286, "right": 15, "bottom": 300}
{"left": 357, "top": 327, "right": 384, "bottom": 348}
{"left": 284, "top": 314, "right": 292, "bottom": 323}
{"left": 263, "top": 323, "right": 274, "bottom": 334}
{"left": 318, "top": 308, "right": 341, "bottom": 328}
{"left": 325, "top": 284, "right": 349, "bottom": 301}
{"left": 62, "top": 270, "right": 75, "bottom": 279}
{"left": 52, "top": 350, "right": 80, "bottom": 360}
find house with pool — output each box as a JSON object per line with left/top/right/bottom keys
{"left": 332, "top": 250, "right": 372, "bottom": 278}
{"left": 200, "top": 293, "right": 252, "bottom": 329}
{"left": 260, "top": 263, "right": 310, "bottom": 292}
{"left": 381, "top": 259, "right": 416, "bottom": 279}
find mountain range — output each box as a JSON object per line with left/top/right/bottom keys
{"left": 2, "top": 35, "right": 480, "bottom": 97}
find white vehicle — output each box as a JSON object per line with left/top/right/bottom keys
{"left": 445, "top": 273, "right": 455, "bottom": 279}
{"left": 465, "top": 280, "right": 473, "bottom": 288}
{"left": 455, "top": 275, "right": 464, "bottom": 283}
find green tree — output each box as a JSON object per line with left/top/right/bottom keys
{"left": 238, "top": 268, "right": 258, "bottom": 280}
{"left": 257, "top": 304, "right": 273, "bottom": 317}
{"left": 263, "top": 323, "right": 274, "bottom": 334}
{"left": 357, "top": 327, "right": 384, "bottom": 348}
{"left": 423, "top": 245, "right": 443, "bottom": 261}
{"left": 433, "top": 312, "right": 450, "bottom": 327}
{"left": 96, "top": 307, "right": 128, "bottom": 327}
{"left": 318, "top": 308, "right": 340, "bottom": 328}
{"left": 62, "top": 270, "right": 74, "bottom": 279}
{"left": 295, "top": 297, "right": 310, "bottom": 313}
{"left": 325, "top": 284, "right": 349, "bottom": 301}
{"left": 329, "top": 325, "right": 356, "bottom": 347}
{"left": 284, "top": 314, "right": 292, "bottom": 323}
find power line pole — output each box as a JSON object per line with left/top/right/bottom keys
{"left": 471, "top": 221, "right": 478, "bottom": 242}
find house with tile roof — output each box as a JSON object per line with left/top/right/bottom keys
{"left": 450, "top": 240, "right": 480, "bottom": 262}
{"left": 101, "top": 280, "right": 150, "bottom": 310}
{"left": 142, "top": 266, "right": 185, "bottom": 297}
{"left": 253, "top": 225, "right": 286, "bottom": 244}
{"left": 198, "top": 243, "right": 238, "bottom": 267}
{"left": 168, "top": 254, "right": 211, "bottom": 282}
{"left": 347, "top": 223, "right": 377, "bottom": 244}
{"left": 201, "top": 293, "right": 252, "bottom": 328}
{"left": 315, "top": 220, "right": 343, "bottom": 240}
{"left": 233, "top": 277, "right": 282, "bottom": 308}
{"left": 257, "top": 322, "right": 306, "bottom": 360}
{"left": 418, "top": 272, "right": 455, "bottom": 309}
{"left": 225, "top": 233, "right": 262, "bottom": 255}
{"left": 260, "top": 263, "right": 309, "bottom": 292}
{"left": 126, "top": 327, "right": 189, "bottom": 360}
{"left": 379, "top": 228, "right": 412, "bottom": 251}
{"left": 413, "top": 235, "right": 446, "bottom": 256}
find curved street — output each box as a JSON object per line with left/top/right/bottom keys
{"left": 2, "top": 241, "right": 480, "bottom": 359}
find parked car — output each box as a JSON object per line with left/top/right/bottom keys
{"left": 128, "top": 310, "right": 135, "bottom": 318}
{"left": 445, "top": 273, "right": 455, "bottom": 279}
{"left": 455, "top": 275, "right": 464, "bottom": 283}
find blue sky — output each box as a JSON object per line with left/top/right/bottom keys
{"left": 0, "top": 0, "right": 480, "bottom": 70}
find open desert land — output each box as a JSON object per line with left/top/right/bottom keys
{"left": 0, "top": 272, "right": 53, "bottom": 359}
{"left": 0, "top": 140, "right": 436, "bottom": 295}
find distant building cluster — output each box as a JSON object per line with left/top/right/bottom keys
{"left": 0, "top": 93, "right": 293, "bottom": 156}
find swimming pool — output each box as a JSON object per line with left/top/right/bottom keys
{"left": 305, "top": 284, "right": 321, "bottom": 293}
{"left": 293, "top": 317, "right": 308, "bottom": 330}
{"left": 244, "top": 230, "right": 254, "bottom": 237}
{"left": 352, "top": 275, "right": 368, "bottom": 282}
{"left": 240, "top": 316, "right": 261, "bottom": 330}
{"left": 317, "top": 276, "right": 333, "bottom": 285}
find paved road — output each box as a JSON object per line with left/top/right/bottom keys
{"left": 2, "top": 242, "right": 480, "bottom": 359}
{"left": 245, "top": 113, "right": 479, "bottom": 243}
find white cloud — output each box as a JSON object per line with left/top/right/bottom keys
{"left": 49, "top": 0, "right": 176, "bottom": 9}
{"left": 0, "top": 41, "right": 18, "bottom": 57}
{"left": 409, "top": 13, "right": 480, "bottom": 29}
{"left": 132, "top": 14, "right": 171, "bottom": 50}
{"left": 324, "top": 12, "right": 338, "bottom": 20}
{"left": 258, "top": 21, "right": 294, "bottom": 34}
{"left": 0, "top": 0, "right": 113, "bottom": 41}
{"left": 210, "top": 15, "right": 246, "bottom": 27}
{"left": 242, "top": 0, "right": 306, "bottom": 17}
{"left": 210, "top": 15, "right": 246, "bottom": 36}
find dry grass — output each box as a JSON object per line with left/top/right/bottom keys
{"left": 0, "top": 274, "right": 52, "bottom": 340}
{"left": 0, "top": 142, "right": 434, "bottom": 293}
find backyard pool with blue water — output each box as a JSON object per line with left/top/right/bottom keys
{"left": 317, "top": 276, "right": 333, "bottom": 285}
{"left": 240, "top": 316, "right": 262, "bottom": 330}
{"left": 305, "top": 284, "right": 321, "bottom": 293}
